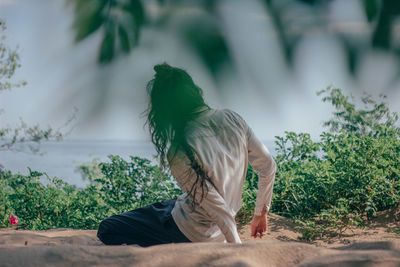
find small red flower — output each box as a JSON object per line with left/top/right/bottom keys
{"left": 9, "top": 214, "right": 18, "bottom": 226}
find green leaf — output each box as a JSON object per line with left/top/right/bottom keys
{"left": 73, "top": 0, "right": 107, "bottom": 42}
{"left": 363, "top": 0, "right": 379, "bottom": 22}
{"left": 118, "top": 25, "right": 130, "bottom": 53}
{"left": 99, "top": 22, "right": 116, "bottom": 63}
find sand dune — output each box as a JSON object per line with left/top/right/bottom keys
{"left": 1, "top": 212, "right": 399, "bottom": 266}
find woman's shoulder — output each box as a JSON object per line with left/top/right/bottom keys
{"left": 208, "top": 107, "right": 239, "bottom": 117}
{"left": 185, "top": 108, "right": 249, "bottom": 140}
{"left": 220, "top": 108, "right": 243, "bottom": 117}
{"left": 215, "top": 108, "right": 248, "bottom": 127}
{"left": 201, "top": 108, "right": 248, "bottom": 138}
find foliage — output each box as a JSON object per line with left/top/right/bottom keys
{"left": 71, "top": 1, "right": 400, "bottom": 77}
{"left": 69, "top": 0, "right": 145, "bottom": 63}
{"left": 0, "top": 20, "right": 26, "bottom": 91}
{"left": 263, "top": 0, "right": 400, "bottom": 73}
{"left": 271, "top": 86, "right": 400, "bottom": 240}
{"left": 231, "top": 86, "right": 400, "bottom": 240}
{"left": 0, "top": 168, "right": 105, "bottom": 229}
{"left": 0, "top": 19, "right": 76, "bottom": 155}
{"left": 236, "top": 164, "right": 259, "bottom": 224}
{"left": 317, "top": 87, "right": 399, "bottom": 136}
{"left": 69, "top": 0, "right": 231, "bottom": 78}
{"left": 0, "top": 156, "right": 181, "bottom": 229}
{"left": 78, "top": 155, "right": 181, "bottom": 211}
{"left": 387, "top": 228, "right": 400, "bottom": 234}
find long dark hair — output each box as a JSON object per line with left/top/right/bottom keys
{"left": 143, "top": 63, "right": 215, "bottom": 206}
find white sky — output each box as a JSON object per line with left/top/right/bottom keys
{"left": 1, "top": 0, "right": 399, "bottom": 142}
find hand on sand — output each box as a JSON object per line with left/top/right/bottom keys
{"left": 251, "top": 205, "right": 267, "bottom": 239}
{"left": 251, "top": 214, "right": 267, "bottom": 238}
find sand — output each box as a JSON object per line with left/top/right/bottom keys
{"left": 1, "top": 211, "right": 399, "bottom": 267}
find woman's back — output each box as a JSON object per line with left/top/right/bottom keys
{"left": 168, "top": 107, "right": 275, "bottom": 243}
{"left": 181, "top": 108, "right": 248, "bottom": 206}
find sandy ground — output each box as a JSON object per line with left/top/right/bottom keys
{"left": 1, "top": 209, "right": 400, "bottom": 267}
{"left": 239, "top": 208, "right": 400, "bottom": 248}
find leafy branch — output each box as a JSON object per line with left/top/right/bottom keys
{"left": 0, "top": 20, "right": 77, "bottom": 156}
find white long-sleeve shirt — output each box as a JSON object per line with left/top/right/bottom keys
{"left": 167, "top": 107, "right": 277, "bottom": 244}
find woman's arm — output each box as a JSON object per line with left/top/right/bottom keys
{"left": 245, "top": 124, "right": 276, "bottom": 239}
{"left": 246, "top": 124, "right": 277, "bottom": 216}
{"left": 224, "top": 109, "right": 277, "bottom": 215}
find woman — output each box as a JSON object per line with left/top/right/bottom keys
{"left": 97, "top": 63, "right": 277, "bottom": 246}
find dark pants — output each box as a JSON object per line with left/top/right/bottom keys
{"left": 97, "top": 199, "right": 191, "bottom": 247}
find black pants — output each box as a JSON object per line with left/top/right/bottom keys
{"left": 97, "top": 199, "right": 191, "bottom": 247}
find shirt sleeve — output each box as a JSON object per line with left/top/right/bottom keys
{"left": 168, "top": 148, "right": 242, "bottom": 244}
{"left": 226, "top": 109, "right": 277, "bottom": 216}
{"left": 246, "top": 124, "right": 277, "bottom": 216}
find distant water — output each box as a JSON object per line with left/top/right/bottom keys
{"left": 0, "top": 140, "right": 276, "bottom": 188}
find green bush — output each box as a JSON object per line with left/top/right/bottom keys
{"left": 270, "top": 87, "right": 400, "bottom": 239}
{"left": 236, "top": 164, "right": 259, "bottom": 224}
{"left": 234, "top": 86, "right": 399, "bottom": 239}
{"left": 80, "top": 155, "right": 182, "bottom": 211}
{"left": 0, "top": 168, "right": 109, "bottom": 229}
{"left": 0, "top": 156, "right": 181, "bottom": 230}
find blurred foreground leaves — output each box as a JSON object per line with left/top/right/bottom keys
{"left": 71, "top": 0, "right": 400, "bottom": 80}
{"left": 71, "top": 0, "right": 145, "bottom": 63}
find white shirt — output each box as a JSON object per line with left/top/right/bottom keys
{"left": 167, "top": 108, "right": 277, "bottom": 243}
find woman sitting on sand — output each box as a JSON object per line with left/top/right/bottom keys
{"left": 96, "top": 63, "right": 277, "bottom": 246}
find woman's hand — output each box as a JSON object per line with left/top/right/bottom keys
{"left": 251, "top": 205, "right": 267, "bottom": 238}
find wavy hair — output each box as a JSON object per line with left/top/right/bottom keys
{"left": 143, "top": 63, "right": 215, "bottom": 206}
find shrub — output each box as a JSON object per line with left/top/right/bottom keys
{"left": 78, "top": 155, "right": 182, "bottom": 212}
{"left": 0, "top": 168, "right": 108, "bottom": 229}
{"left": 234, "top": 86, "right": 399, "bottom": 239}
{"left": 0, "top": 156, "right": 181, "bottom": 230}
{"left": 271, "top": 86, "right": 400, "bottom": 239}
{"left": 236, "top": 164, "right": 259, "bottom": 224}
